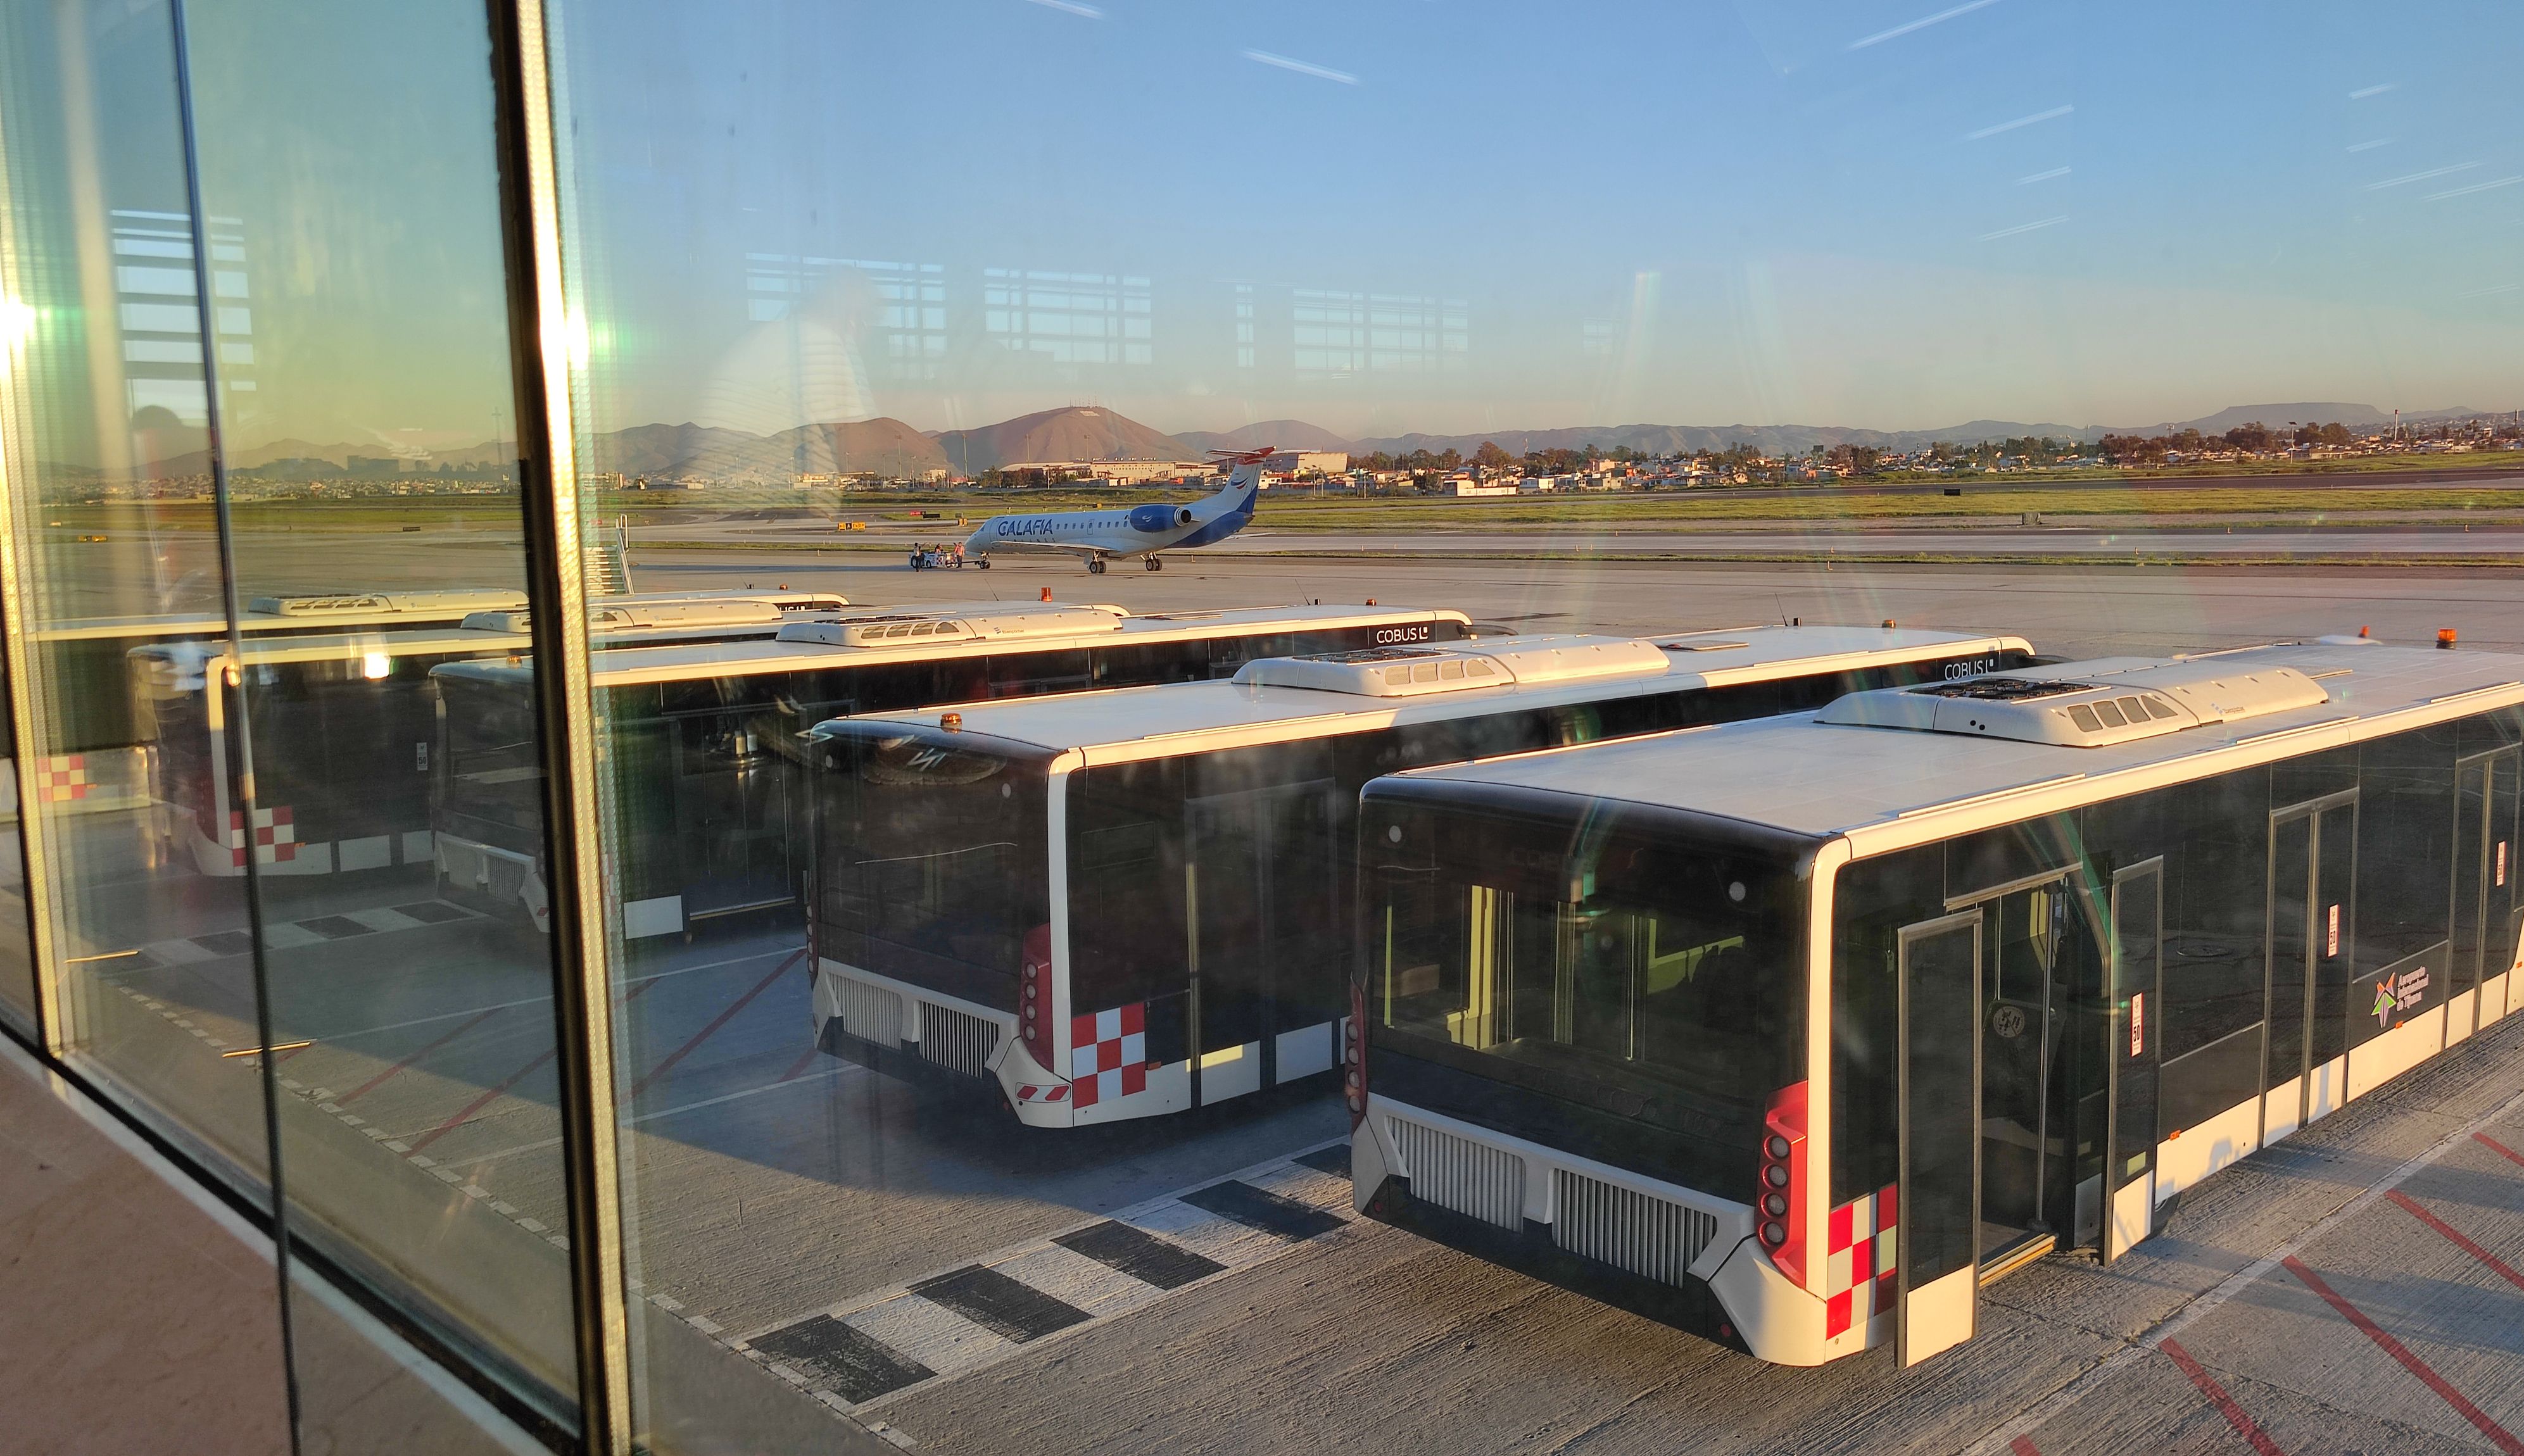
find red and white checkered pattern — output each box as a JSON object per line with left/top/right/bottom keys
{"left": 1823, "top": 1183, "right": 1898, "bottom": 1339}
{"left": 1068, "top": 1002, "right": 1147, "bottom": 1108}
{"left": 35, "top": 755, "right": 89, "bottom": 803}
{"left": 225, "top": 805, "right": 296, "bottom": 867}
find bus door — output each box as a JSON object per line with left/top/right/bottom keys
{"left": 2452, "top": 748, "right": 2519, "bottom": 1039}
{"left": 2103, "top": 860, "right": 2162, "bottom": 1263}
{"left": 1976, "top": 877, "right": 2071, "bottom": 1274}
{"left": 1185, "top": 778, "right": 1341, "bottom": 1103}
{"left": 2265, "top": 791, "right": 2355, "bottom": 1139}
{"left": 1896, "top": 908, "right": 1981, "bottom": 1367}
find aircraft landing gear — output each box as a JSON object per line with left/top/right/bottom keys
{"left": 1144, "top": 555, "right": 1163, "bottom": 572}
{"left": 1088, "top": 557, "right": 1107, "bottom": 575}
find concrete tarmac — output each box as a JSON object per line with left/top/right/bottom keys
{"left": 52, "top": 541, "right": 2524, "bottom": 1450}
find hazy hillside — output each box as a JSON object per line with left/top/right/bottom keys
{"left": 95, "top": 398, "right": 2507, "bottom": 486}
{"left": 931, "top": 406, "right": 1197, "bottom": 474}
{"left": 1175, "top": 419, "right": 1358, "bottom": 453}
{"left": 2103, "top": 402, "right": 2393, "bottom": 436}
{"left": 591, "top": 418, "right": 945, "bottom": 479}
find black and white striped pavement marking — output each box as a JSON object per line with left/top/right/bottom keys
{"left": 133, "top": 898, "right": 481, "bottom": 965}
{"left": 724, "top": 1141, "right": 1358, "bottom": 1415}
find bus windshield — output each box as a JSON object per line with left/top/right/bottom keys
{"left": 812, "top": 724, "right": 1049, "bottom": 1010}
{"left": 1362, "top": 782, "right": 1814, "bottom": 1190}
{"left": 437, "top": 673, "right": 546, "bottom": 850}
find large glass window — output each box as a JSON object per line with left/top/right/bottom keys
{"left": 177, "top": 0, "right": 583, "bottom": 1424}
{"left": 1, "top": 0, "right": 274, "bottom": 1203}
{"left": 0, "top": 0, "right": 584, "bottom": 1436}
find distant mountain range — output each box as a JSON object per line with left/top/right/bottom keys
{"left": 598, "top": 418, "right": 945, "bottom": 479}
{"left": 1175, "top": 419, "right": 1361, "bottom": 454}
{"left": 82, "top": 399, "right": 2505, "bottom": 484}
{"left": 929, "top": 406, "right": 1199, "bottom": 474}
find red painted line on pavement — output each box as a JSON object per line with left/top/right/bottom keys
{"left": 2281, "top": 1255, "right": 2524, "bottom": 1455}
{"left": 779, "top": 1046, "right": 822, "bottom": 1083}
{"left": 340, "top": 1007, "right": 503, "bottom": 1105}
{"left": 386, "top": 969, "right": 681, "bottom": 1155}
{"left": 408, "top": 1047, "right": 557, "bottom": 1155}
{"left": 2159, "top": 1339, "right": 2287, "bottom": 1456}
{"left": 2478, "top": 1132, "right": 2524, "bottom": 1170}
{"left": 2388, "top": 1191, "right": 2524, "bottom": 1293}
{"left": 631, "top": 951, "right": 803, "bottom": 1098}
{"left": 2009, "top": 1438, "right": 2042, "bottom": 1456}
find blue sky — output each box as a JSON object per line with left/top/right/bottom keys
{"left": 113, "top": 1, "right": 2521, "bottom": 450}
{"left": 548, "top": 0, "right": 2522, "bottom": 441}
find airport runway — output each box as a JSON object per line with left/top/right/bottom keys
{"left": 626, "top": 549, "right": 2524, "bottom": 661}
{"left": 1201, "top": 524, "right": 2524, "bottom": 560}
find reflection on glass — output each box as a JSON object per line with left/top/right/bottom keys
{"left": 175, "top": 0, "right": 576, "bottom": 1422}
{"left": 0, "top": 0, "right": 271, "bottom": 1186}
{"left": 527, "top": 0, "right": 2524, "bottom": 1444}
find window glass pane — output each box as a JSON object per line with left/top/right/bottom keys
{"left": 0, "top": 0, "right": 271, "bottom": 1192}
{"left": 177, "top": 0, "right": 577, "bottom": 1422}
{"left": 514, "top": 0, "right": 2524, "bottom": 1439}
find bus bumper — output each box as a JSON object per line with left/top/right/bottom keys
{"left": 1354, "top": 1095, "right": 1842, "bottom": 1365}
{"left": 810, "top": 958, "right": 1036, "bottom": 1110}
{"left": 436, "top": 834, "right": 547, "bottom": 931}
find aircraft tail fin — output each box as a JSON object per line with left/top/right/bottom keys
{"left": 1209, "top": 444, "right": 1274, "bottom": 503}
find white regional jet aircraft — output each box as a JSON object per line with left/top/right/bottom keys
{"left": 960, "top": 446, "right": 1270, "bottom": 574}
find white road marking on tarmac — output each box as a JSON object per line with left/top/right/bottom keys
{"left": 844, "top": 1300, "right": 1015, "bottom": 1378}
{"left": 700, "top": 1139, "right": 1356, "bottom": 1419}
{"left": 430, "top": 1064, "right": 862, "bottom": 1169}
{"left": 991, "top": 1243, "right": 1168, "bottom": 1321}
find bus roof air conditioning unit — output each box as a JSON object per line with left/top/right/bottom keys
{"left": 1232, "top": 635, "right": 1669, "bottom": 698}
{"left": 1818, "top": 661, "right": 2332, "bottom": 747}
{"left": 251, "top": 588, "right": 529, "bottom": 618}
{"left": 777, "top": 605, "right": 1125, "bottom": 648}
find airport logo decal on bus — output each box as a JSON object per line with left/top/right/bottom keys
{"left": 2371, "top": 963, "right": 2430, "bottom": 1029}
{"left": 1070, "top": 1003, "right": 1149, "bottom": 1107}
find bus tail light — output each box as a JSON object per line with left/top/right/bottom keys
{"left": 1758, "top": 1081, "right": 1810, "bottom": 1287}
{"left": 1344, "top": 981, "right": 1368, "bottom": 1131}
{"left": 1019, "top": 924, "right": 1052, "bottom": 1067}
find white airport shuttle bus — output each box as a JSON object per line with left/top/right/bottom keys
{"left": 432, "top": 601, "right": 1469, "bottom": 936}
{"left": 961, "top": 446, "right": 1268, "bottom": 574}
{"left": 1347, "top": 639, "right": 2522, "bottom": 1368}
{"left": 128, "top": 591, "right": 847, "bottom": 877}
{"left": 801, "top": 625, "right": 2033, "bottom": 1124}
{"left": 5, "top": 589, "right": 538, "bottom": 824}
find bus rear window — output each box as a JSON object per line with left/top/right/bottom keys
{"left": 1363, "top": 785, "right": 1813, "bottom": 1194}
{"left": 814, "top": 726, "right": 1049, "bottom": 1008}
{"left": 438, "top": 675, "right": 546, "bottom": 839}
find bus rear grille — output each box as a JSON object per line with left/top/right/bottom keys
{"left": 835, "top": 976, "right": 903, "bottom": 1047}
{"left": 1391, "top": 1118, "right": 1525, "bottom": 1230}
{"left": 1551, "top": 1169, "right": 1717, "bottom": 1286}
{"left": 919, "top": 1003, "right": 997, "bottom": 1079}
